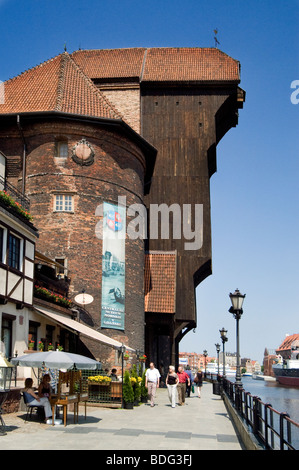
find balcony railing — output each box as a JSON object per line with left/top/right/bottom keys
{"left": 0, "top": 175, "right": 30, "bottom": 212}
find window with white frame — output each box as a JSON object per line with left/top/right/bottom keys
{"left": 0, "top": 226, "right": 4, "bottom": 263}
{"left": 54, "top": 194, "right": 73, "bottom": 212}
{"left": 8, "top": 232, "right": 23, "bottom": 270}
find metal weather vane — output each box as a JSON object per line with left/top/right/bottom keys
{"left": 214, "top": 29, "right": 220, "bottom": 48}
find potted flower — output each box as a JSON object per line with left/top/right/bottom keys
{"left": 130, "top": 365, "right": 141, "bottom": 406}
{"left": 0, "top": 190, "right": 34, "bottom": 222}
{"left": 123, "top": 351, "right": 130, "bottom": 361}
{"left": 47, "top": 343, "right": 54, "bottom": 351}
{"left": 123, "top": 370, "right": 134, "bottom": 409}
{"left": 139, "top": 354, "right": 147, "bottom": 363}
{"left": 88, "top": 375, "right": 112, "bottom": 385}
{"left": 34, "top": 285, "right": 72, "bottom": 309}
{"left": 28, "top": 340, "right": 35, "bottom": 350}
{"left": 38, "top": 341, "right": 44, "bottom": 351}
{"left": 57, "top": 344, "right": 63, "bottom": 351}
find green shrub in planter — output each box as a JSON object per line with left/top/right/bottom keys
{"left": 123, "top": 370, "right": 134, "bottom": 406}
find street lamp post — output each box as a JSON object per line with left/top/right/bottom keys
{"left": 203, "top": 350, "right": 208, "bottom": 377}
{"left": 219, "top": 328, "right": 228, "bottom": 377}
{"left": 120, "top": 344, "right": 126, "bottom": 409}
{"left": 229, "top": 288, "right": 246, "bottom": 388}
{"left": 215, "top": 343, "right": 221, "bottom": 376}
{"left": 136, "top": 349, "right": 140, "bottom": 366}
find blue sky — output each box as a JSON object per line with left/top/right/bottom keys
{"left": 0, "top": 0, "right": 298, "bottom": 362}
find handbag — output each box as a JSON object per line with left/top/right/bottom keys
{"left": 194, "top": 376, "right": 198, "bottom": 383}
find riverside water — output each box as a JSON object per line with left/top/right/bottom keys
{"left": 241, "top": 376, "right": 299, "bottom": 422}
{"left": 240, "top": 376, "right": 299, "bottom": 449}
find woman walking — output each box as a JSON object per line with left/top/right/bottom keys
{"left": 194, "top": 370, "right": 203, "bottom": 398}
{"left": 166, "top": 365, "right": 179, "bottom": 408}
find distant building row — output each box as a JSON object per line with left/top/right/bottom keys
{"left": 179, "top": 351, "right": 261, "bottom": 374}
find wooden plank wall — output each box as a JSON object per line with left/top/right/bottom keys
{"left": 141, "top": 86, "right": 238, "bottom": 326}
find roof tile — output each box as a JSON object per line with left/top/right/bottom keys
{"left": 144, "top": 251, "right": 176, "bottom": 314}
{"left": 0, "top": 52, "right": 123, "bottom": 120}
{"left": 71, "top": 48, "right": 146, "bottom": 80}
{"left": 71, "top": 47, "right": 240, "bottom": 83}
{"left": 0, "top": 47, "right": 240, "bottom": 120}
{"left": 142, "top": 48, "right": 240, "bottom": 82}
{"left": 276, "top": 334, "right": 299, "bottom": 352}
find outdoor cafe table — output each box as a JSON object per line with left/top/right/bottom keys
{"left": 50, "top": 393, "right": 78, "bottom": 426}
{"left": 77, "top": 392, "right": 89, "bottom": 420}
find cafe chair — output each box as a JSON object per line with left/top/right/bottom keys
{"left": 22, "top": 393, "right": 44, "bottom": 422}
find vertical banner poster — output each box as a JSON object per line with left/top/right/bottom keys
{"left": 101, "top": 202, "right": 126, "bottom": 330}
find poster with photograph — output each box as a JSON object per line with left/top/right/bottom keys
{"left": 101, "top": 202, "right": 126, "bottom": 330}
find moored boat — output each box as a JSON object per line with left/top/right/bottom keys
{"left": 272, "top": 360, "right": 299, "bottom": 387}
{"left": 263, "top": 375, "right": 276, "bottom": 382}
{"left": 252, "top": 372, "right": 264, "bottom": 380}
{"left": 272, "top": 334, "right": 299, "bottom": 387}
{"left": 205, "top": 362, "right": 236, "bottom": 377}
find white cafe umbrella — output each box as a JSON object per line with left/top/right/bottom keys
{"left": 11, "top": 350, "right": 101, "bottom": 370}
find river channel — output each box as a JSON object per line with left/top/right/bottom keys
{"left": 240, "top": 376, "right": 299, "bottom": 423}
{"left": 239, "top": 376, "right": 299, "bottom": 449}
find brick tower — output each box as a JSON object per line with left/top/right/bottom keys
{"left": 0, "top": 52, "right": 156, "bottom": 366}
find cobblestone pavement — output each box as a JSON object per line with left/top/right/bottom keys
{"left": 0, "top": 382, "right": 243, "bottom": 451}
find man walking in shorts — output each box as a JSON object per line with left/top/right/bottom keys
{"left": 145, "top": 362, "right": 161, "bottom": 407}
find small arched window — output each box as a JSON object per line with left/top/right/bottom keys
{"left": 57, "top": 141, "right": 68, "bottom": 158}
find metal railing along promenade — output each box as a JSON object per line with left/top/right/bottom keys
{"left": 206, "top": 373, "right": 299, "bottom": 450}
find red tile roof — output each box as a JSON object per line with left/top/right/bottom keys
{"left": 142, "top": 48, "right": 240, "bottom": 82}
{"left": 71, "top": 48, "right": 146, "bottom": 80}
{"left": 144, "top": 251, "right": 176, "bottom": 314}
{"left": 0, "top": 48, "right": 240, "bottom": 121}
{"left": 0, "top": 52, "right": 123, "bottom": 120}
{"left": 276, "top": 334, "right": 299, "bottom": 352}
{"left": 71, "top": 47, "right": 240, "bottom": 83}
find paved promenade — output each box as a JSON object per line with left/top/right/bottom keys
{"left": 0, "top": 382, "right": 243, "bottom": 451}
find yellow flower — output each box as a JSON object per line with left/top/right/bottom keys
{"left": 88, "top": 375, "right": 112, "bottom": 383}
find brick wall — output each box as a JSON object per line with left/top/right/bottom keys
{"left": 0, "top": 117, "right": 147, "bottom": 366}
{"left": 98, "top": 84, "right": 141, "bottom": 134}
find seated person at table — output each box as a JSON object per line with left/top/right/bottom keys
{"left": 110, "top": 368, "right": 118, "bottom": 381}
{"left": 38, "top": 373, "right": 52, "bottom": 398}
{"left": 22, "top": 378, "right": 52, "bottom": 422}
